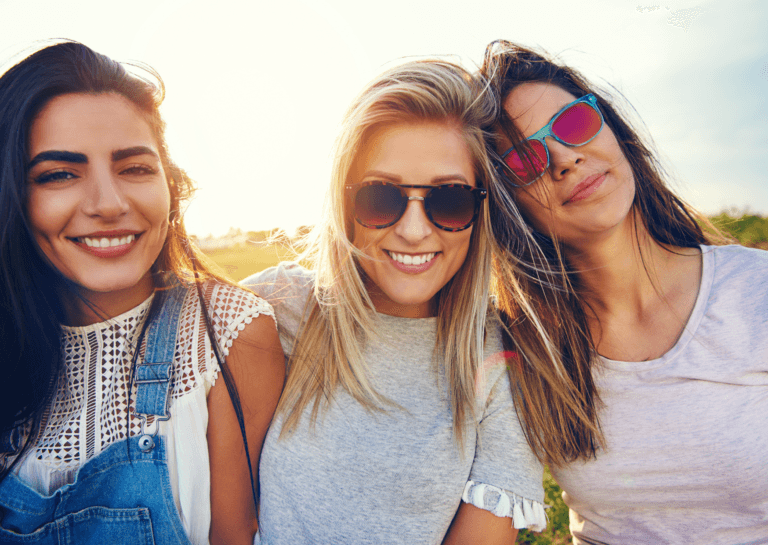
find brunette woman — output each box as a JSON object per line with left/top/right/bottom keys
{"left": 0, "top": 42, "right": 284, "bottom": 545}
{"left": 482, "top": 40, "right": 768, "bottom": 544}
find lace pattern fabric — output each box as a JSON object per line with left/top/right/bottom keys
{"left": 25, "top": 282, "right": 274, "bottom": 490}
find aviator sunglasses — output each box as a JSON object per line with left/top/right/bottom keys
{"left": 500, "top": 93, "right": 604, "bottom": 186}
{"left": 345, "top": 181, "right": 487, "bottom": 232}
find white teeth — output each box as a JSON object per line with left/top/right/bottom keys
{"left": 79, "top": 234, "right": 136, "bottom": 248}
{"left": 387, "top": 251, "right": 436, "bottom": 266}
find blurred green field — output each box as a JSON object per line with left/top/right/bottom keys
{"left": 202, "top": 242, "right": 296, "bottom": 281}
{"left": 202, "top": 214, "right": 767, "bottom": 544}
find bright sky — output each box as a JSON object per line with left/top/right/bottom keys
{"left": 2, "top": 0, "right": 766, "bottom": 236}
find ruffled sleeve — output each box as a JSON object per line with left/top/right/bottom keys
{"left": 463, "top": 321, "right": 547, "bottom": 531}
{"left": 462, "top": 480, "right": 547, "bottom": 531}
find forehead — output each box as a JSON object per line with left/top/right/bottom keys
{"left": 352, "top": 120, "right": 476, "bottom": 186}
{"left": 29, "top": 92, "right": 156, "bottom": 154}
{"left": 502, "top": 82, "right": 579, "bottom": 136}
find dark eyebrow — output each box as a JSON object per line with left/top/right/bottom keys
{"left": 112, "top": 146, "right": 159, "bottom": 162}
{"left": 28, "top": 150, "right": 87, "bottom": 169}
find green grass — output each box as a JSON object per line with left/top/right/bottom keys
{"left": 709, "top": 213, "right": 768, "bottom": 249}
{"left": 202, "top": 242, "right": 296, "bottom": 281}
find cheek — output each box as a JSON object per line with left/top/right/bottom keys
{"left": 138, "top": 182, "right": 172, "bottom": 228}
{"left": 514, "top": 185, "right": 556, "bottom": 233}
{"left": 26, "top": 189, "right": 68, "bottom": 244}
{"left": 447, "top": 229, "right": 473, "bottom": 269}
{"left": 351, "top": 223, "right": 382, "bottom": 254}
{"left": 350, "top": 224, "right": 380, "bottom": 280}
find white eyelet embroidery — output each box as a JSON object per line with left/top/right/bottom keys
{"left": 33, "top": 282, "right": 273, "bottom": 480}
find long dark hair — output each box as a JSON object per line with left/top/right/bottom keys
{"left": 0, "top": 42, "right": 256, "bottom": 503}
{"left": 479, "top": 40, "right": 718, "bottom": 466}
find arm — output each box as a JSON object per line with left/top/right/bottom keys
{"left": 207, "top": 314, "right": 285, "bottom": 545}
{"left": 443, "top": 502, "right": 518, "bottom": 545}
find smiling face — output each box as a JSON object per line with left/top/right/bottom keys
{"left": 500, "top": 82, "right": 635, "bottom": 247}
{"left": 349, "top": 121, "right": 476, "bottom": 318}
{"left": 26, "top": 92, "right": 171, "bottom": 320}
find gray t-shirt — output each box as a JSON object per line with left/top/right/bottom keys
{"left": 552, "top": 245, "right": 768, "bottom": 544}
{"left": 244, "top": 263, "right": 545, "bottom": 544}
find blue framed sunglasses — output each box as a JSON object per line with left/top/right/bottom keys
{"left": 499, "top": 94, "right": 604, "bottom": 186}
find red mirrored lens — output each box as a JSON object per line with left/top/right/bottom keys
{"left": 551, "top": 102, "right": 602, "bottom": 145}
{"left": 354, "top": 184, "right": 404, "bottom": 227}
{"left": 428, "top": 186, "right": 476, "bottom": 229}
{"left": 504, "top": 140, "right": 548, "bottom": 183}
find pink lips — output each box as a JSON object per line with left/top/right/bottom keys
{"left": 388, "top": 252, "right": 438, "bottom": 274}
{"left": 564, "top": 173, "right": 607, "bottom": 204}
{"left": 71, "top": 230, "right": 141, "bottom": 258}
{"left": 75, "top": 242, "right": 137, "bottom": 258}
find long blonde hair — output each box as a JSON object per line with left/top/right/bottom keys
{"left": 277, "top": 60, "right": 498, "bottom": 446}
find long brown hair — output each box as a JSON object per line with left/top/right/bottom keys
{"left": 480, "top": 40, "right": 720, "bottom": 466}
{"left": 0, "top": 42, "right": 244, "bottom": 486}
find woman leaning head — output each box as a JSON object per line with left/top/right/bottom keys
{"left": 481, "top": 39, "right": 705, "bottom": 252}
{"left": 475, "top": 40, "right": 712, "bottom": 468}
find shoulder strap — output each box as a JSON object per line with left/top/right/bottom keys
{"left": 134, "top": 284, "right": 189, "bottom": 418}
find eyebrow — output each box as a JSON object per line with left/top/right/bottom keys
{"left": 112, "top": 146, "right": 159, "bottom": 162}
{"left": 27, "top": 146, "right": 159, "bottom": 169}
{"left": 28, "top": 150, "right": 86, "bottom": 169}
{"left": 363, "top": 171, "right": 472, "bottom": 185}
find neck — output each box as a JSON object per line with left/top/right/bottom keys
{"left": 562, "top": 210, "right": 692, "bottom": 314}
{"left": 560, "top": 209, "right": 703, "bottom": 360}
{"left": 61, "top": 274, "right": 156, "bottom": 326}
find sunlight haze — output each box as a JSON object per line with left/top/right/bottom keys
{"left": 2, "top": 0, "right": 766, "bottom": 236}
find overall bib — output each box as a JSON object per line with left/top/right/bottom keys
{"left": 0, "top": 286, "right": 194, "bottom": 545}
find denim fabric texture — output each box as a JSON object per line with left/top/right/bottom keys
{"left": 0, "top": 285, "right": 194, "bottom": 545}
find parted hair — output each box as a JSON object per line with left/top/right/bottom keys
{"left": 277, "top": 60, "right": 500, "bottom": 446}
{"left": 480, "top": 40, "right": 718, "bottom": 466}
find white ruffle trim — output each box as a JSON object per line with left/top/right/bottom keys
{"left": 461, "top": 480, "right": 547, "bottom": 532}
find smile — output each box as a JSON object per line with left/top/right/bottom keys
{"left": 76, "top": 234, "right": 137, "bottom": 248}
{"left": 386, "top": 251, "right": 436, "bottom": 266}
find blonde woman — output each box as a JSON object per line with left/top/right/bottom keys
{"left": 244, "top": 60, "right": 548, "bottom": 544}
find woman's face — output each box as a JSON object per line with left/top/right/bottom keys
{"left": 499, "top": 82, "right": 635, "bottom": 247}
{"left": 27, "top": 92, "right": 170, "bottom": 317}
{"left": 349, "top": 121, "right": 476, "bottom": 318}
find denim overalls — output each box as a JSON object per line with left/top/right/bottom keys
{"left": 0, "top": 286, "right": 194, "bottom": 545}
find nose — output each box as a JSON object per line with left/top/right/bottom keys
{"left": 82, "top": 168, "right": 129, "bottom": 219}
{"left": 547, "top": 137, "right": 585, "bottom": 181}
{"left": 394, "top": 197, "right": 433, "bottom": 242}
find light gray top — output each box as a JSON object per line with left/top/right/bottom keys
{"left": 244, "top": 262, "right": 545, "bottom": 544}
{"left": 552, "top": 245, "right": 768, "bottom": 544}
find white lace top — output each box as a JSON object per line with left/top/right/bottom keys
{"left": 15, "top": 281, "right": 274, "bottom": 545}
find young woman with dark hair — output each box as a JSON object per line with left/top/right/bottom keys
{"left": 0, "top": 41, "right": 284, "bottom": 545}
{"left": 481, "top": 40, "right": 768, "bottom": 543}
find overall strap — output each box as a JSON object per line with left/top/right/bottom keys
{"left": 134, "top": 284, "right": 189, "bottom": 418}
